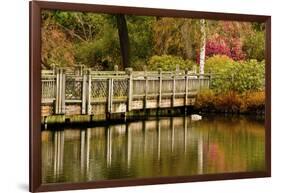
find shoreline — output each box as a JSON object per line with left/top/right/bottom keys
{"left": 41, "top": 107, "right": 264, "bottom": 130}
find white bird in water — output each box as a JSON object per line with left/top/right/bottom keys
{"left": 191, "top": 114, "right": 202, "bottom": 121}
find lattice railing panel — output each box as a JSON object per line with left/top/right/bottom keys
{"left": 65, "top": 77, "right": 82, "bottom": 100}
{"left": 113, "top": 79, "right": 128, "bottom": 98}
{"left": 91, "top": 80, "right": 108, "bottom": 99}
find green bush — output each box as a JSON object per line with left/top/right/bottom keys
{"left": 147, "top": 55, "right": 196, "bottom": 71}
{"left": 205, "top": 55, "right": 235, "bottom": 73}
{"left": 243, "top": 31, "right": 265, "bottom": 61}
{"left": 205, "top": 55, "right": 235, "bottom": 92}
{"left": 205, "top": 55, "right": 265, "bottom": 93}
{"left": 229, "top": 60, "right": 265, "bottom": 93}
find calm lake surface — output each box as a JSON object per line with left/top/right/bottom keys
{"left": 42, "top": 115, "right": 265, "bottom": 184}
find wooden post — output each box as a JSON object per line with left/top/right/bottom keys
{"left": 185, "top": 69, "right": 189, "bottom": 106}
{"left": 55, "top": 68, "right": 60, "bottom": 114}
{"left": 144, "top": 70, "right": 148, "bottom": 109}
{"left": 61, "top": 72, "right": 65, "bottom": 114}
{"left": 87, "top": 69, "right": 91, "bottom": 115}
{"left": 125, "top": 68, "right": 133, "bottom": 111}
{"left": 207, "top": 75, "right": 210, "bottom": 89}
{"left": 107, "top": 78, "right": 113, "bottom": 113}
{"left": 172, "top": 71, "right": 176, "bottom": 107}
{"left": 158, "top": 68, "right": 162, "bottom": 108}
{"left": 82, "top": 70, "right": 87, "bottom": 114}
{"left": 199, "top": 74, "right": 201, "bottom": 91}
{"left": 107, "top": 79, "right": 110, "bottom": 115}
{"left": 111, "top": 79, "right": 114, "bottom": 113}
{"left": 114, "top": 65, "right": 119, "bottom": 76}
{"left": 57, "top": 68, "right": 63, "bottom": 114}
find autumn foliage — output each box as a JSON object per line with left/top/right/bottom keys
{"left": 195, "top": 90, "right": 265, "bottom": 114}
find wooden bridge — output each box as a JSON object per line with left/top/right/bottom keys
{"left": 41, "top": 67, "right": 210, "bottom": 123}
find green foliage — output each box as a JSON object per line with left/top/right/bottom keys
{"left": 205, "top": 55, "right": 236, "bottom": 92}
{"left": 251, "top": 22, "right": 265, "bottom": 32}
{"left": 41, "top": 10, "right": 266, "bottom": 72}
{"left": 243, "top": 31, "right": 265, "bottom": 61}
{"left": 206, "top": 55, "right": 265, "bottom": 93}
{"left": 205, "top": 55, "right": 235, "bottom": 73}
{"left": 127, "top": 16, "right": 155, "bottom": 69}
{"left": 74, "top": 25, "right": 121, "bottom": 70}
{"left": 147, "top": 55, "right": 196, "bottom": 71}
{"left": 152, "top": 18, "right": 201, "bottom": 61}
{"left": 51, "top": 11, "right": 107, "bottom": 42}
{"left": 230, "top": 60, "right": 265, "bottom": 93}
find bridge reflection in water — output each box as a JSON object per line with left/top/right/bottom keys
{"left": 42, "top": 115, "right": 265, "bottom": 184}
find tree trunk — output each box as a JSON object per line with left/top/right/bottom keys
{"left": 199, "top": 19, "right": 206, "bottom": 75}
{"left": 116, "top": 14, "right": 130, "bottom": 69}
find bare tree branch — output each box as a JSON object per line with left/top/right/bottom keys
{"left": 56, "top": 22, "right": 87, "bottom": 42}
{"left": 74, "top": 13, "right": 88, "bottom": 41}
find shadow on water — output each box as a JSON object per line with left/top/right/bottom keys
{"left": 42, "top": 113, "right": 188, "bottom": 130}
{"left": 42, "top": 109, "right": 265, "bottom": 131}
{"left": 41, "top": 106, "right": 196, "bottom": 130}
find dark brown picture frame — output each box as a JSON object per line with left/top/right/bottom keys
{"left": 30, "top": 1, "right": 271, "bottom": 192}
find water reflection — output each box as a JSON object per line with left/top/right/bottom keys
{"left": 42, "top": 115, "right": 265, "bottom": 184}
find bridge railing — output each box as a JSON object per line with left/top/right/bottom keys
{"left": 41, "top": 68, "right": 211, "bottom": 115}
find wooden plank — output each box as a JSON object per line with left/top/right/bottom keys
{"left": 65, "top": 99, "right": 83, "bottom": 103}
{"left": 42, "top": 99, "right": 55, "bottom": 104}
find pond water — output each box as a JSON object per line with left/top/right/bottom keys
{"left": 42, "top": 115, "right": 265, "bottom": 184}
